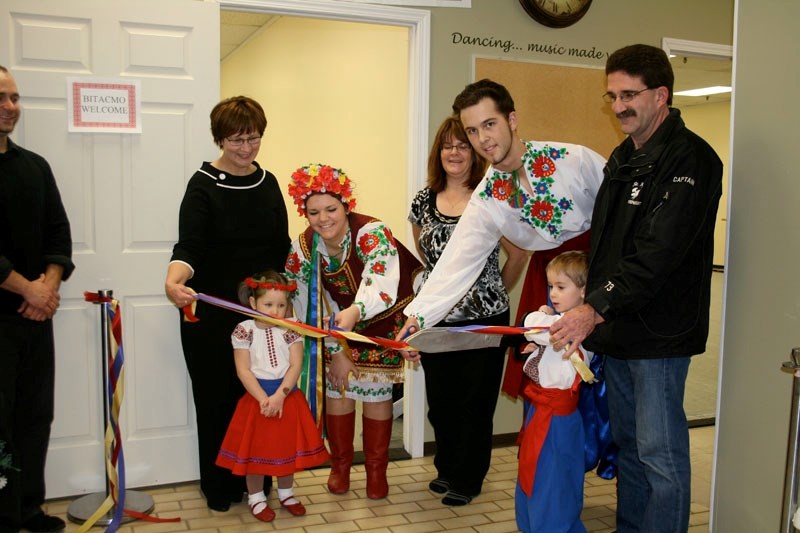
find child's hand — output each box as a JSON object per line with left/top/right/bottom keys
{"left": 258, "top": 397, "right": 270, "bottom": 416}
{"left": 520, "top": 342, "right": 538, "bottom": 354}
{"left": 264, "top": 395, "right": 285, "bottom": 418}
{"left": 538, "top": 305, "right": 555, "bottom": 315}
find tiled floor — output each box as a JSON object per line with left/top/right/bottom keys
{"left": 43, "top": 425, "right": 714, "bottom": 532}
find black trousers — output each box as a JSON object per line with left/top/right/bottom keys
{"left": 0, "top": 316, "right": 55, "bottom": 531}
{"left": 420, "top": 310, "right": 509, "bottom": 496}
{"left": 179, "top": 304, "right": 271, "bottom": 501}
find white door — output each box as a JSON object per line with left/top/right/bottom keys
{"left": 0, "top": 0, "right": 219, "bottom": 497}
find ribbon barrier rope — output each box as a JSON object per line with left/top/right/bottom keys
{"left": 183, "top": 293, "right": 594, "bottom": 383}
{"left": 67, "top": 290, "right": 179, "bottom": 532}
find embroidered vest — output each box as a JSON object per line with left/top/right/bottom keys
{"left": 300, "top": 212, "right": 422, "bottom": 381}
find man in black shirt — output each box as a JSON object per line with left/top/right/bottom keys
{"left": 0, "top": 65, "right": 74, "bottom": 533}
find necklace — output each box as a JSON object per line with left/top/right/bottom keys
{"left": 438, "top": 184, "right": 471, "bottom": 215}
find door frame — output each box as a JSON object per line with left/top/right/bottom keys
{"left": 219, "top": 0, "right": 431, "bottom": 458}
{"left": 662, "top": 36, "right": 732, "bottom": 532}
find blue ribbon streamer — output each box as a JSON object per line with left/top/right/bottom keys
{"left": 302, "top": 233, "right": 323, "bottom": 427}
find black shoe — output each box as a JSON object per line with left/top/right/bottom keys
{"left": 0, "top": 522, "right": 19, "bottom": 533}
{"left": 441, "top": 491, "right": 474, "bottom": 506}
{"left": 20, "top": 513, "right": 65, "bottom": 532}
{"left": 206, "top": 496, "right": 231, "bottom": 512}
{"left": 428, "top": 478, "right": 450, "bottom": 494}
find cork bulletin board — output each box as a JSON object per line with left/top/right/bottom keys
{"left": 475, "top": 57, "right": 625, "bottom": 158}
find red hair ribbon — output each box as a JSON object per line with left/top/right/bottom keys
{"left": 244, "top": 277, "right": 297, "bottom": 292}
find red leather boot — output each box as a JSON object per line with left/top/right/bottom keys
{"left": 326, "top": 411, "right": 355, "bottom": 494}
{"left": 362, "top": 416, "right": 393, "bottom": 499}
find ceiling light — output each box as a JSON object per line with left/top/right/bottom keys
{"left": 674, "top": 86, "right": 732, "bottom": 97}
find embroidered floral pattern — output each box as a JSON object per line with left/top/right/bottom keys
{"left": 323, "top": 344, "right": 402, "bottom": 368}
{"left": 326, "top": 381, "right": 394, "bottom": 397}
{"left": 326, "top": 271, "right": 353, "bottom": 295}
{"left": 358, "top": 233, "right": 380, "bottom": 255}
{"left": 356, "top": 226, "right": 397, "bottom": 263}
{"left": 478, "top": 142, "right": 574, "bottom": 238}
{"left": 492, "top": 178, "right": 513, "bottom": 200}
{"left": 369, "top": 261, "right": 387, "bottom": 276}
{"left": 532, "top": 155, "right": 556, "bottom": 177}
{"left": 531, "top": 200, "right": 554, "bottom": 222}
{"left": 285, "top": 251, "right": 312, "bottom": 290}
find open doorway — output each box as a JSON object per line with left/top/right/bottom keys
{"left": 663, "top": 38, "right": 732, "bottom": 426}
{"left": 219, "top": 0, "right": 431, "bottom": 457}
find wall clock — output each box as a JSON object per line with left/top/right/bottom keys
{"left": 519, "top": 0, "right": 593, "bottom": 28}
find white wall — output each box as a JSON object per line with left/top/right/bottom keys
{"left": 713, "top": 0, "right": 800, "bottom": 530}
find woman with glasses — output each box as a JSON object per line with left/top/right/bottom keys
{"left": 407, "top": 116, "right": 529, "bottom": 506}
{"left": 164, "top": 95, "right": 289, "bottom": 512}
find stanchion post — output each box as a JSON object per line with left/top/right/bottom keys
{"left": 67, "top": 290, "right": 154, "bottom": 527}
{"left": 780, "top": 347, "right": 800, "bottom": 533}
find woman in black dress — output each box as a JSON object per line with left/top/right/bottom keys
{"left": 164, "top": 96, "right": 289, "bottom": 511}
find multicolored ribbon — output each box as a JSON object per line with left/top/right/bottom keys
{"left": 78, "top": 292, "right": 180, "bottom": 533}
{"left": 303, "top": 234, "right": 325, "bottom": 430}
{"left": 183, "top": 293, "right": 409, "bottom": 348}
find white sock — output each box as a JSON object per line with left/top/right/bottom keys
{"left": 248, "top": 491, "right": 267, "bottom": 514}
{"left": 277, "top": 487, "right": 297, "bottom": 505}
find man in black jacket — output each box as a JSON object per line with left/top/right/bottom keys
{"left": 0, "top": 65, "right": 74, "bottom": 533}
{"left": 550, "top": 44, "right": 723, "bottom": 532}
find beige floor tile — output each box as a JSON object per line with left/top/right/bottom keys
{"left": 355, "top": 513, "right": 412, "bottom": 529}
{"left": 45, "top": 424, "right": 715, "bottom": 532}
{"left": 390, "top": 521, "right": 449, "bottom": 533}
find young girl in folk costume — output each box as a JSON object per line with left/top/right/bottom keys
{"left": 516, "top": 251, "right": 592, "bottom": 533}
{"left": 284, "top": 164, "right": 422, "bottom": 500}
{"left": 215, "top": 271, "right": 329, "bottom": 523}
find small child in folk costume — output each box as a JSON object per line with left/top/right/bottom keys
{"left": 516, "top": 251, "right": 592, "bottom": 533}
{"left": 216, "top": 271, "right": 329, "bottom": 522}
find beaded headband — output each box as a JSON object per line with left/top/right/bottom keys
{"left": 287, "top": 163, "right": 356, "bottom": 217}
{"left": 244, "top": 277, "right": 297, "bottom": 293}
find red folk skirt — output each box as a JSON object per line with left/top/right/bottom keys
{"left": 216, "top": 388, "right": 329, "bottom": 477}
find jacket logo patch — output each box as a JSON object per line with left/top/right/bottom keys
{"left": 673, "top": 176, "right": 695, "bottom": 186}
{"left": 628, "top": 181, "right": 643, "bottom": 206}
{"left": 604, "top": 281, "right": 615, "bottom": 292}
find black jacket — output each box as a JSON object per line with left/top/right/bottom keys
{"left": 0, "top": 139, "right": 74, "bottom": 315}
{"left": 584, "top": 109, "right": 723, "bottom": 358}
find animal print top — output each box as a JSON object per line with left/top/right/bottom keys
{"left": 408, "top": 187, "right": 509, "bottom": 323}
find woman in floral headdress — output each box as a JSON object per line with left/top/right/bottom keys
{"left": 284, "top": 164, "right": 422, "bottom": 500}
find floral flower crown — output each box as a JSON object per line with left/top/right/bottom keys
{"left": 244, "top": 277, "right": 297, "bottom": 293}
{"left": 287, "top": 163, "right": 356, "bottom": 216}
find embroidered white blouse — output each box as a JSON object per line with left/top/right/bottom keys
{"left": 404, "top": 140, "right": 605, "bottom": 327}
{"left": 286, "top": 219, "right": 404, "bottom": 332}
{"left": 521, "top": 311, "right": 592, "bottom": 390}
{"left": 231, "top": 319, "right": 302, "bottom": 380}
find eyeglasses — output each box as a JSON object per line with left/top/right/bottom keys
{"left": 226, "top": 136, "right": 262, "bottom": 147}
{"left": 602, "top": 88, "right": 654, "bottom": 103}
{"left": 441, "top": 142, "right": 471, "bottom": 153}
